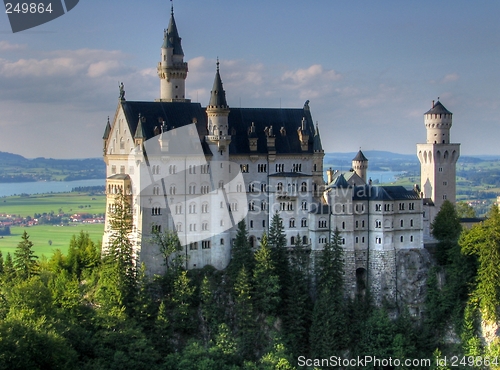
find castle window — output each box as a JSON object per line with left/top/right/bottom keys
{"left": 201, "top": 185, "right": 210, "bottom": 194}
{"left": 248, "top": 183, "right": 256, "bottom": 193}
{"left": 319, "top": 236, "right": 327, "bottom": 244}
{"left": 189, "top": 224, "right": 197, "bottom": 232}
{"left": 202, "top": 203, "right": 208, "bottom": 213}
{"left": 303, "top": 236, "right": 308, "bottom": 244}
{"left": 342, "top": 238, "right": 345, "bottom": 245}
{"left": 400, "top": 235, "right": 404, "bottom": 242}
{"left": 240, "top": 164, "right": 249, "bottom": 173}
{"left": 120, "top": 166, "right": 125, "bottom": 174}
{"left": 438, "top": 167, "right": 443, "bottom": 172}
{"left": 202, "top": 240, "right": 211, "bottom": 249}
{"left": 220, "top": 238, "right": 224, "bottom": 245}
{"left": 301, "top": 201, "right": 308, "bottom": 210}
{"left": 410, "top": 235, "right": 414, "bottom": 242}
{"left": 375, "top": 220, "right": 381, "bottom": 228}
{"left": 188, "top": 165, "right": 196, "bottom": 174}
{"left": 263, "top": 220, "right": 266, "bottom": 227}
{"left": 399, "top": 203, "right": 405, "bottom": 211}
{"left": 202, "top": 222, "right": 208, "bottom": 231}
{"left": 292, "top": 164, "right": 302, "bottom": 172}
{"left": 400, "top": 220, "right": 404, "bottom": 227}
{"left": 189, "top": 242, "right": 198, "bottom": 250}
{"left": 219, "top": 180, "right": 224, "bottom": 189}
{"left": 261, "top": 201, "right": 267, "bottom": 211}
{"left": 289, "top": 218, "right": 296, "bottom": 228}
{"left": 319, "top": 219, "right": 327, "bottom": 228}
{"left": 409, "top": 202, "right": 415, "bottom": 210}
{"left": 276, "top": 164, "right": 284, "bottom": 172}
{"left": 220, "top": 220, "right": 224, "bottom": 227}
{"left": 277, "top": 182, "right": 283, "bottom": 192}
{"left": 410, "top": 219, "right": 414, "bottom": 227}
{"left": 250, "top": 220, "right": 254, "bottom": 228}
{"left": 362, "top": 220, "right": 365, "bottom": 228}
{"left": 111, "top": 165, "right": 116, "bottom": 174}
{"left": 120, "top": 137, "right": 125, "bottom": 149}
{"left": 362, "top": 237, "right": 365, "bottom": 243}
{"left": 189, "top": 185, "right": 196, "bottom": 195}
{"left": 375, "top": 237, "right": 382, "bottom": 244}
{"left": 291, "top": 236, "right": 295, "bottom": 245}
{"left": 355, "top": 236, "right": 359, "bottom": 243}
{"left": 189, "top": 203, "right": 196, "bottom": 214}
{"left": 443, "top": 195, "right": 447, "bottom": 200}
{"left": 258, "top": 164, "right": 267, "bottom": 173}
{"left": 230, "top": 202, "right": 238, "bottom": 212}
{"left": 237, "top": 183, "right": 243, "bottom": 192}
{"left": 301, "top": 218, "right": 307, "bottom": 227}
{"left": 342, "top": 222, "right": 345, "bottom": 230}
{"left": 248, "top": 201, "right": 255, "bottom": 211}
{"left": 201, "top": 164, "right": 210, "bottom": 174}
{"left": 169, "top": 165, "right": 177, "bottom": 174}
{"left": 151, "top": 207, "right": 161, "bottom": 216}
{"left": 152, "top": 224, "right": 161, "bottom": 233}
{"left": 261, "top": 183, "right": 267, "bottom": 193}
{"left": 154, "top": 186, "right": 161, "bottom": 195}
{"left": 175, "top": 204, "right": 182, "bottom": 214}
{"left": 384, "top": 204, "right": 390, "bottom": 212}
{"left": 443, "top": 181, "right": 447, "bottom": 186}
{"left": 375, "top": 204, "right": 382, "bottom": 212}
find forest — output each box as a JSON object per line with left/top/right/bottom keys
{"left": 1, "top": 194, "right": 500, "bottom": 369}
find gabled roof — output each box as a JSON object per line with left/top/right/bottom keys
{"left": 352, "top": 150, "right": 368, "bottom": 162}
{"left": 162, "top": 6, "right": 184, "bottom": 56}
{"left": 424, "top": 101, "right": 452, "bottom": 115}
{"left": 329, "top": 173, "right": 350, "bottom": 188}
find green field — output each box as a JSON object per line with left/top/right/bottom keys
{"left": 0, "top": 223, "right": 104, "bottom": 258}
{"left": 0, "top": 193, "right": 106, "bottom": 217}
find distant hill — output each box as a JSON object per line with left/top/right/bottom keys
{"left": 0, "top": 151, "right": 105, "bottom": 183}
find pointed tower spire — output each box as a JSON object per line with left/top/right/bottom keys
{"left": 157, "top": 3, "right": 188, "bottom": 102}
{"left": 206, "top": 60, "right": 231, "bottom": 154}
{"left": 313, "top": 123, "right": 323, "bottom": 152}
{"left": 209, "top": 58, "right": 228, "bottom": 108}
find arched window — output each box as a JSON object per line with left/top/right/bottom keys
{"left": 289, "top": 218, "right": 295, "bottom": 228}
{"left": 301, "top": 182, "right": 307, "bottom": 192}
{"left": 291, "top": 236, "right": 295, "bottom": 245}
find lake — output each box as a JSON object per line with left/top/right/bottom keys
{"left": 0, "top": 179, "right": 105, "bottom": 197}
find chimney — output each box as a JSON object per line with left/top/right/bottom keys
{"left": 326, "top": 167, "right": 334, "bottom": 184}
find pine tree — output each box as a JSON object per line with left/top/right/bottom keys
{"left": 310, "top": 228, "right": 346, "bottom": 357}
{"left": 3, "top": 252, "right": 15, "bottom": 282}
{"left": 253, "top": 233, "right": 281, "bottom": 316}
{"left": 0, "top": 250, "right": 3, "bottom": 276}
{"left": 431, "top": 200, "right": 462, "bottom": 266}
{"left": 228, "top": 220, "right": 254, "bottom": 280}
{"left": 283, "top": 234, "right": 311, "bottom": 357}
{"left": 13, "top": 230, "right": 38, "bottom": 280}
{"left": 267, "top": 212, "right": 289, "bottom": 311}
{"left": 234, "top": 266, "right": 256, "bottom": 361}
{"left": 170, "top": 270, "right": 195, "bottom": 333}
{"left": 102, "top": 192, "right": 137, "bottom": 312}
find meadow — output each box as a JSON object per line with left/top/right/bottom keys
{"left": 0, "top": 192, "right": 106, "bottom": 257}
{"left": 0, "top": 193, "right": 106, "bottom": 217}
{"left": 0, "top": 223, "right": 104, "bottom": 258}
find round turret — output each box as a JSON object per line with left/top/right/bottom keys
{"left": 352, "top": 150, "right": 368, "bottom": 184}
{"left": 424, "top": 100, "right": 453, "bottom": 144}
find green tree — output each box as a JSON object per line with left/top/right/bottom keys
{"left": 13, "top": 230, "right": 38, "bottom": 280}
{"left": 101, "top": 192, "right": 137, "bottom": 312}
{"left": 282, "top": 234, "right": 311, "bottom": 357}
{"left": 0, "top": 250, "right": 3, "bottom": 276}
{"left": 461, "top": 205, "right": 500, "bottom": 322}
{"left": 170, "top": 270, "right": 196, "bottom": 333}
{"left": 234, "top": 266, "right": 256, "bottom": 360}
{"left": 268, "top": 212, "right": 289, "bottom": 308}
{"left": 456, "top": 201, "right": 477, "bottom": 219}
{"left": 310, "top": 228, "right": 346, "bottom": 357}
{"left": 431, "top": 200, "right": 462, "bottom": 266}
{"left": 3, "top": 252, "right": 15, "bottom": 282}
{"left": 228, "top": 220, "right": 254, "bottom": 280}
{"left": 66, "top": 231, "right": 101, "bottom": 280}
{"left": 253, "top": 233, "right": 281, "bottom": 316}
{"left": 151, "top": 229, "right": 184, "bottom": 271}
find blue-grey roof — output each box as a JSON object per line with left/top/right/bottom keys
{"left": 424, "top": 101, "right": 452, "bottom": 115}
{"left": 162, "top": 7, "right": 184, "bottom": 56}
{"left": 329, "top": 173, "right": 350, "bottom": 188}
{"left": 103, "top": 118, "right": 111, "bottom": 140}
{"left": 313, "top": 124, "right": 323, "bottom": 152}
{"left": 119, "top": 101, "right": 320, "bottom": 155}
{"left": 352, "top": 150, "right": 368, "bottom": 162}
{"left": 208, "top": 64, "right": 228, "bottom": 108}
{"left": 352, "top": 185, "right": 420, "bottom": 201}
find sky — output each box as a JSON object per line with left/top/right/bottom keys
{"left": 0, "top": 0, "right": 499, "bottom": 158}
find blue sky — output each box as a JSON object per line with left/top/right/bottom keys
{"left": 1, "top": 0, "right": 499, "bottom": 158}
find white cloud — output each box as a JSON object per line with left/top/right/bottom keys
{"left": 0, "top": 41, "right": 25, "bottom": 51}
{"left": 441, "top": 73, "right": 459, "bottom": 83}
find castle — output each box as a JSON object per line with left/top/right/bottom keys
{"left": 102, "top": 7, "right": 460, "bottom": 304}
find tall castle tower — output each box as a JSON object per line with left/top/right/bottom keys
{"left": 352, "top": 149, "right": 368, "bottom": 184}
{"left": 157, "top": 6, "right": 189, "bottom": 102}
{"left": 417, "top": 100, "right": 460, "bottom": 211}
{"left": 205, "top": 61, "right": 231, "bottom": 159}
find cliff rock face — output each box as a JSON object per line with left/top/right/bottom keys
{"left": 396, "top": 248, "right": 432, "bottom": 315}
